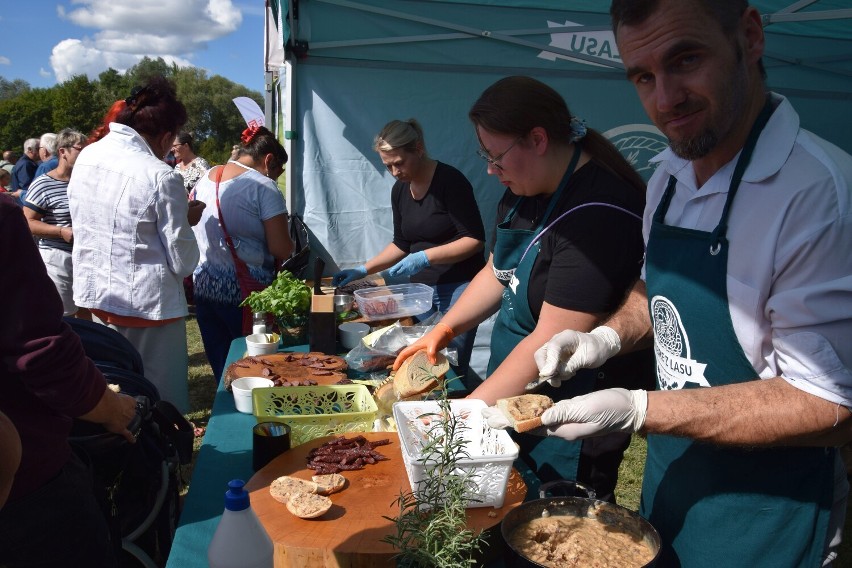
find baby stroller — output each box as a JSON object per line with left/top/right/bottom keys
{"left": 65, "top": 318, "right": 193, "bottom": 567}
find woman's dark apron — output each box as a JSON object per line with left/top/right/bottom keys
{"left": 487, "top": 148, "right": 594, "bottom": 483}
{"left": 641, "top": 98, "right": 834, "bottom": 567}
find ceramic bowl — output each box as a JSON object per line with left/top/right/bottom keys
{"left": 245, "top": 332, "right": 280, "bottom": 356}
{"left": 338, "top": 321, "right": 370, "bottom": 350}
{"left": 231, "top": 377, "right": 275, "bottom": 414}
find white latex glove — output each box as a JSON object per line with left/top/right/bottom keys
{"left": 481, "top": 406, "right": 512, "bottom": 430}
{"left": 532, "top": 326, "right": 622, "bottom": 388}
{"left": 539, "top": 388, "right": 647, "bottom": 440}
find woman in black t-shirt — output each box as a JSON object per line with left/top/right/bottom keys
{"left": 393, "top": 77, "right": 655, "bottom": 502}
{"left": 332, "top": 119, "right": 486, "bottom": 379}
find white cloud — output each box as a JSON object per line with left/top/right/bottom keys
{"left": 51, "top": 39, "right": 194, "bottom": 82}
{"left": 39, "top": 68, "right": 52, "bottom": 78}
{"left": 52, "top": 0, "right": 242, "bottom": 82}
{"left": 0, "top": 56, "right": 10, "bottom": 66}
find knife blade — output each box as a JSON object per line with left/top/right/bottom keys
{"left": 313, "top": 258, "right": 325, "bottom": 294}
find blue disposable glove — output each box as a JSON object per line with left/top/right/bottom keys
{"left": 387, "top": 251, "right": 430, "bottom": 278}
{"left": 332, "top": 265, "right": 367, "bottom": 287}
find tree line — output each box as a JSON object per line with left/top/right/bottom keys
{"left": 0, "top": 57, "right": 264, "bottom": 165}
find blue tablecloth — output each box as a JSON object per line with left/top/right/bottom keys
{"left": 166, "top": 338, "right": 309, "bottom": 567}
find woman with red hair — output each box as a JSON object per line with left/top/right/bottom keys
{"left": 190, "top": 125, "right": 293, "bottom": 382}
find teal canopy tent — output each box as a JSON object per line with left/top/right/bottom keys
{"left": 264, "top": 0, "right": 852, "bottom": 269}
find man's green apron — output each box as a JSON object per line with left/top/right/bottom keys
{"left": 642, "top": 97, "right": 834, "bottom": 567}
{"left": 487, "top": 148, "right": 597, "bottom": 483}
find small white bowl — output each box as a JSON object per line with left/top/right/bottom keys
{"left": 231, "top": 377, "right": 274, "bottom": 414}
{"left": 245, "top": 332, "right": 280, "bottom": 356}
{"left": 338, "top": 322, "right": 370, "bottom": 350}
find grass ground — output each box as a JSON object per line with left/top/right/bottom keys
{"left": 181, "top": 316, "right": 852, "bottom": 561}
{"left": 614, "top": 434, "right": 647, "bottom": 511}
{"left": 183, "top": 315, "right": 216, "bottom": 485}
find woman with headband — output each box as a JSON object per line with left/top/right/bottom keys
{"left": 190, "top": 125, "right": 293, "bottom": 383}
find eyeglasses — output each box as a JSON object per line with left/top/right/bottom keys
{"left": 71, "top": 145, "right": 83, "bottom": 151}
{"left": 476, "top": 136, "right": 523, "bottom": 170}
{"left": 267, "top": 162, "right": 285, "bottom": 179}
{"left": 171, "top": 143, "right": 185, "bottom": 150}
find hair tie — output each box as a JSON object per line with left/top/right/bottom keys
{"left": 124, "top": 86, "right": 148, "bottom": 112}
{"left": 241, "top": 126, "right": 261, "bottom": 145}
{"left": 569, "top": 116, "right": 587, "bottom": 143}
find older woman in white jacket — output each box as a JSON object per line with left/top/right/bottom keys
{"left": 68, "top": 76, "right": 202, "bottom": 412}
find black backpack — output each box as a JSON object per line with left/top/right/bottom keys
{"left": 64, "top": 316, "right": 145, "bottom": 375}
{"left": 280, "top": 213, "right": 310, "bottom": 279}
{"left": 65, "top": 318, "right": 192, "bottom": 567}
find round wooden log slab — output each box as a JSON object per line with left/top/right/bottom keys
{"left": 245, "top": 431, "right": 527, "bottom": 568}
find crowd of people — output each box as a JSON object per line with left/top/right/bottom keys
{"left": 0, "top": 75, "right": 295, "bottom": 566}
{"left": 2, "top": 0, "right": 851, "bottom": 566}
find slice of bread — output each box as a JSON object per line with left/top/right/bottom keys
{"left": 496, "top": 394, "right": 554, "bottom": 433}
{"left": 286, "top": 491, "right": 333, "bottom": 519}
{"left": 312, "top": 473, "right": 347, "bottom": 495}
{"left": 269, "top": 476, "right": 319, "bottom": 504}
{"left": 393, "top": 349, "right": 449, "bottom": 399}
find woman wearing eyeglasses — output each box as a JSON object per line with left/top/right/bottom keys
{"left": 190, "top": 125, "right": 294, "bottom": 383}
{"left": 331, "top": 119, "right": 487, "bottom": 382}
{"left": 22, "top": 128, "right": 90, "bottom": 320}
{"left": 393, "top": 76, "right": 654, "bottom": 502}
{"left": 172, "top": 132, "right": 210, "bottom": 194}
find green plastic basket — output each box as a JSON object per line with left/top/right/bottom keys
{"left": 252, "top": 384, "right": 378, "bottom": 446}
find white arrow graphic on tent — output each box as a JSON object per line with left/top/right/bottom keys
{"left": 233, "top": 97, "right": 265, "bottom": 128}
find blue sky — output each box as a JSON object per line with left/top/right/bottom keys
{"left": 0, "top": 0, "right": 268, "bottom": 94}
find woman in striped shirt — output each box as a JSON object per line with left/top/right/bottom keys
{"left": 23, "top": 128, "right": 89, "bottom": 319}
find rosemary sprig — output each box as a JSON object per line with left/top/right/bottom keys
{"left": 383, "top": 380, "right": 485, "bottom": 568}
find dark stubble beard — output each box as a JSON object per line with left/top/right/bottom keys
{"left": 669, "top": 51, "right": 750, "bottom": 161}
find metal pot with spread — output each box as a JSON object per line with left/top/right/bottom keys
{"left": 501, "top": 481, "right": 661, "bottom": 568}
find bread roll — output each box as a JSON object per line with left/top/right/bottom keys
{"left": 393, "top": 349, "right": 449, "bottom": 399}
{"left": 496, "top": 394, "right": 554, "bottom": 433}
{"left": 312, "top": 473, "right": 347, "bottom": 495}
{"left": 269, "top": 476, "right": 319, "bottom": 504}
{"left": 286, "top": 491, "right": 333, "bottom": 519}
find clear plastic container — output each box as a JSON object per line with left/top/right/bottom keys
{"left": 354, "top": 283, "right": 433, "bottom": 321}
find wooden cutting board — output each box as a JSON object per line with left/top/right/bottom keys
{"left": 224, "top": 352, "right": 348, "bottom": 387}
{"left": 245, "top": 431, "right": 527, "bottom": 568}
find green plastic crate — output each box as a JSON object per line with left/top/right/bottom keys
{"left": 252, "top": 384, "right": 378, "bottom": 446}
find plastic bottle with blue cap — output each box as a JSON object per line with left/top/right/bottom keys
{"left": 208, "top": 479, "right": 273, "bottom": 568}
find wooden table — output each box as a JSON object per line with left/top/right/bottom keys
{"left": 245, "top": 432, "right": 527, "bottom": 568}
